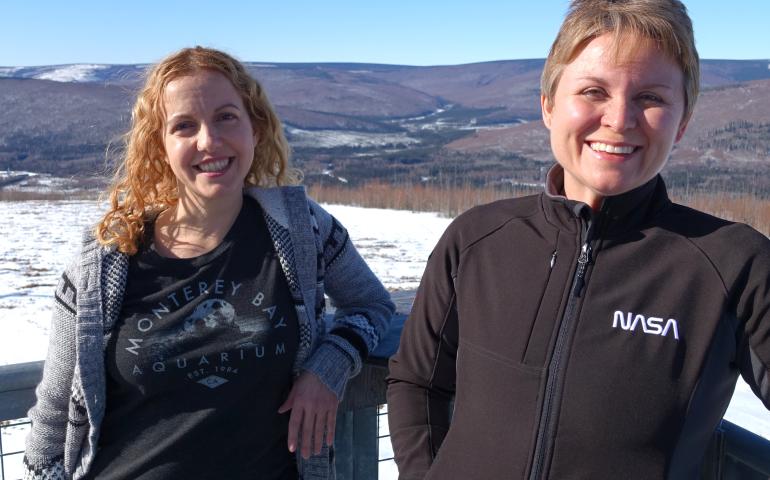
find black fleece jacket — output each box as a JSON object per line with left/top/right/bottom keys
{"left": 386, "top": 171, "right": 770, "bottom": 480}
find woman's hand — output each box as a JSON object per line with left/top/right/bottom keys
{"left": 278, "top": 371, "right": 339, "bottom": 459}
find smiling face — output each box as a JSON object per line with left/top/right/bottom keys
{"left": 542, "top": 33, "right": 689, "bottom": 209}
{"left": 162, "top": 69, "right": 257, "bottom": 208}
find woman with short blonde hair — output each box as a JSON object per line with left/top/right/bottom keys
{"left": 388, "top": 1, "right": 770, "bottom": 478}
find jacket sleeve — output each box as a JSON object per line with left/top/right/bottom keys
{"left": 732, "top": 228, "right": 770, "bottom": 409}
{"left": 301, "top": 200, "right": 395, "bottom": 399}
{"left": 23, "top": 265, "right": 79, "bottom": 480}
{"left": 386, "top": 221, "right": 460, "bottom": 479}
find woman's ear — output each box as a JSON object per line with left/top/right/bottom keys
{"left": 541, "top": 94, "right": 553, "bottom": 130}
{"left": 675, "top": 117, "right": 689, "bottom": 143}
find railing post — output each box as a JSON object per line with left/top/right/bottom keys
{"left": 1, "top": 420, "right": 5, "bottom": 480}
{"left": 334, "top": 409, "right": 354, "bottom": 479}
{"left": 328, "top": 291, "right": 411, "bottom": 480}
{"left": 334, "top": 407, "right": 378, "bottom": 480}
{"left": 352, "top": 406, "right": 378, "bottom": 479}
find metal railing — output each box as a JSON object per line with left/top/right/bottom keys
{"left": 2, "top": 289, "right": 770, "bottom": 479}
{"left": 0, "top": 417, "right": 29, "bottom": 480}
{"left": 0, "top": 358, "right": 394, "bottom": 480}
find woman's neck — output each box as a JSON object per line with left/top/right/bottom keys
{"left": 153, "top": 194, "right": 244, "bottom": 259}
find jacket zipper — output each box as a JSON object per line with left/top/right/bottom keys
{"left": 528, "top": 214, "right": 594, "bottom": 480}
{"left": 572, "top": 243, "right": 592, "bottom": 297}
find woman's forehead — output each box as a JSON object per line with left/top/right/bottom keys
{"left": 569, "top": 33, "right": 682, "bottom": 72}
{"left": 162, "top": 71, "right": 242, "bottom": 112}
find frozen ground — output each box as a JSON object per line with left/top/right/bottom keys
{"left": 286, "top": 127, "right": 420, "bottom": 149}
{"left": 1, "top": 200, "right": 768, "bottom": 479}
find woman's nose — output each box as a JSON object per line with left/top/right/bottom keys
{"left": 602, "top": 98, "right": 638, "bottom": 132}
{"left": 196, "top": 124, "right": 222, "bottom": 151}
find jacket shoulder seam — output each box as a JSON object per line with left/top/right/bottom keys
{"left": 457, "top": 212, "right": 540, "bottom": 257}
{"left": 426, "top": 290, "right": 457, "bottom": 458}
{"left": 669, "top": 234, "right": 730, "bottom": 296}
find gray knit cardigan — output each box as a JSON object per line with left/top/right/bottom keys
{"left": 22, "top": 186, "right": 395, "bottom": 480}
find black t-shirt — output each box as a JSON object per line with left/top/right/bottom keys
{"left": 85, "top": 197, "right": 300, "bottom": 480}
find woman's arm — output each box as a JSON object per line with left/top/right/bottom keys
{"left": 281, "top": 199, "right": 395, "bottom": 459}
{"left": 732, "top": 228, "right": 770, "bottom": 409}
{"left": 301, "top": 200, "right": 395, "bottom": 398}
{"left": 386, "top": 223, "right": 460, "bottom": 479}
{"left": 23, "top": 266, "right": 80, "bottom": 480}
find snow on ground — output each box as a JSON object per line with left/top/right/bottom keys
{"left": 1, "top": 199, "right": 769, "bottom": 479}
{"left": 724, "top": 379, "right": 770, "bottom": 439}
{"left": 286, "top": 127, "right": 420, "bottom": 149}
{"left": 0, "top": 201, "right": 105, "bottom": 364}
{"left": 323, "top": 203, "right": 450, "bottom": 290}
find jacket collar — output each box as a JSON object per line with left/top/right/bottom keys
{"left": 541, "top": 164, "right": 671, "bottom": 236}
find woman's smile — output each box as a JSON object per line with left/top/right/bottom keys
{"left": 541, "top": 33, "right": 689, "bottom": 208}
{"left": 194, "top": 156, "right": 234, "bottom": 174}
{"left": 587, "top": 142, "right": 638, "bottom": 155}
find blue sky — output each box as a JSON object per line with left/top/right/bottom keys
{"left": 3, "top": 0, "right": 769, "bottom": 66}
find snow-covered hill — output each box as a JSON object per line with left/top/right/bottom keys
{"left": 0, "top": 64, "right": 144, "bottom": 83}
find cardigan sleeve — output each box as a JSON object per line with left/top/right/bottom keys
{"left": 23, "top": 264, "right": 80, "bottom": 480}
{"left": 300, "top": 200, "right": 395, "bottom": 399}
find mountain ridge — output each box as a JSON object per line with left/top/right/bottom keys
{"left": 1, "top": 59, "right": 768, "bottom": 192}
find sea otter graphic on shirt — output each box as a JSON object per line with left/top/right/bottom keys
{"left": 113, "top": 270, "right": 299, "bottom": 393}
{"left": 104, "top": 198, "right": 299, "bottom": 396}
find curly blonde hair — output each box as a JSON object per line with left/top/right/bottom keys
{"left": 97, "top": 46, "right": 299, "bottom": 254}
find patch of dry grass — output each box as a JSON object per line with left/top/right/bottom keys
{"left": 672, "top": 191, "right": 770, "bottom": 237}
{"left": 0, "top": 189, "right": 98, "bottom": 201}
{"left": 310, "top": 181, "right": 770, "bottom": 237}
{"left": 4, "top": 180, "right": 766, "bottom": 237}
{"left": 308, "top": 181, "right": 538, "bottom": 218}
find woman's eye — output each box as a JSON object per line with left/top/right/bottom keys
{"left": 171, "top": 121, "right": 193, "bottom": 133}
{"left": 638, "top": 93, "right": 664, "bottom": 104}
{"left": 581, "top": 88, "right": 606, "bottom": 99}
{"left": 218, "top": 112, "right": 237, "bottom": 121}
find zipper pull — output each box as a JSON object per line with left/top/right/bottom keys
{"left": 572, "top": 242, "right": 592, "bottom": 297}
{"left": 550, "top": 251, "right": 557, "bottom": 269}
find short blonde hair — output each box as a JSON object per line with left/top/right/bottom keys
{"left": 541, "top": 0, "right": 699, "bottom": 122}
{"left": 97, "top": 46, "right": 299, "bottom": 254}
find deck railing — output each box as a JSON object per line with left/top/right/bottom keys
{"left": 2, "top": 290, "right": 769, "bottom": 479}
{"left": 0, "top": 358, "right": 395, "bottom": 480}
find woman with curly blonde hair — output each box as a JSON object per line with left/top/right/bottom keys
{"left": 23, "top": 46, "right": 394, "bottom": 480}
{"left": 98, "top": 46, "right": 296, "bottom": 256}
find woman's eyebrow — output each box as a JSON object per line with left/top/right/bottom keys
{"left": 166, "top": 103, "right": 242, "bottom": 120}
{"left": 576, "top": 76, "right": 674, "bottom": 90}
{"left": 215, "top": 103, "right": 242, "bottom": 111}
